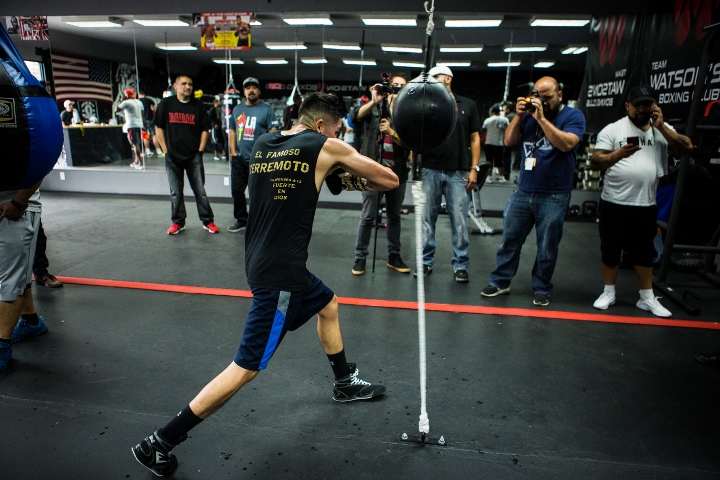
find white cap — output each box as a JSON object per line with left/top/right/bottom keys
{"left": 427, "top": 65, "right": 453, "bottom": 78}
{"left": 63, "top": 100, "right": 74, "bottom": 107}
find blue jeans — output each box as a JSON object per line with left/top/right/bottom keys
{"left": 489, "top": 189, "right": 571, "bottom": 295}
{"left": 166, "top": 153, "right": 214, "bottom": 226}
{"left": 421, "top": 168, "right": 470, "bottom": 271}
{"left": 355, "top": 183, "right": 407, "bottom": 259}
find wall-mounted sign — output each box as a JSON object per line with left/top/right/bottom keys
{"left": 193, "top": 12, "right": 253, "bottom": 50}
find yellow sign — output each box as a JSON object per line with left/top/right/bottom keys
{"left": 194, "top": 12, "right": 253, "bottom": 51}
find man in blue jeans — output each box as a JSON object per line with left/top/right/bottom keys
{"left": 415, "top": 66, "right": 481, "bottom": 283}
{"left": 481, "top": 77, "right": 585, "bottom": 306}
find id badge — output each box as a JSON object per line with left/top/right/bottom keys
{"left": 525, "top": 157, "right": 536, "bottom": 171}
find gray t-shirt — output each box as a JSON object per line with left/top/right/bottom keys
{"left": 482, "top": 115, "right": 509, "bottom": 146}
{"left": 228, "top": 101, "right": 279, "bottom": 161}
{"left": 119, "top": 99, "right": 145, "bottom": 132}
{"left": 595, "top": 116, "right": 671, "bottom": 206}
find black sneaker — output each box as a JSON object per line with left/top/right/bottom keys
{"left": 352, "top": 259, "right": 366, "bottom": 276}
{"left": 480, "top": 285, "right": 510, "bottom": 297}
{"left": 131, "top": 429, "right": 186, "bottom": 477}
{"left": 455, "top": 270, "right": 469, "bottom": 283}
{"left": 387, "top": 254, "right": 410, "bottom": 273}
{"left": 533, "top": 294, "right": 550, "bottom": 306}
{"left": 333, "top": 363, "right": 386, "bottom": 402}
{"left": 227, "top": 222, "right": 247, "bottom": 233}
{"left": 413, "top": 265, "right": 433, "bottom": 278}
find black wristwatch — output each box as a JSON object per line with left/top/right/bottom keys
{"left": 472, "top": 165, "right": 480, "bottom": 173}
{"left": 10, "top": 198, "right": 28, "bottom": 211}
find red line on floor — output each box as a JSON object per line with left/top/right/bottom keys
{"left": 57, "top": 276, "right": 720, "bottom": 330}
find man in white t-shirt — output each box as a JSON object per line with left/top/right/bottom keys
{"left": 590, "top": 85, "right": 693, "bottom": 317}
{"left": 118, "top": 88, "right": 145, "bottom": 169}
{"left": 482, "top": 105, "right": 509, "bottom": 183}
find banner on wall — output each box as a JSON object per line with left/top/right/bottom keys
{"left": 5, "top": 16, "right": 49, "bottom": 40}
{"left": 193, "top": 12, "right": 253, "bottom": 50}
{"left": 51, "top": 52, "right": 112, "bottom": 103}
{"left": 581, "top": 7, "right": 720, "bottom": 134}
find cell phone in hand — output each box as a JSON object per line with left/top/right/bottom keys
{"left": 626, "top": 136, "right": 639, "bottom": 147}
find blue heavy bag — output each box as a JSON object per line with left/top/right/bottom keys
{"left": 0, "top": 22, "right": 63, "bottom": 190}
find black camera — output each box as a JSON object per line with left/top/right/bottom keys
{"left": 379, "top": 72, "right": 401, "bottom": 95}
{"left": 525, "top": 89, "right": 538, "bottom": 112}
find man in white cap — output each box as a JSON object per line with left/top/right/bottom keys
{"left": 415, "top": 66, "right": 481, "bottom": 283}
{"left": 227, "top": 77, "right": 279, "bottom": 232}
{"left": 60, "top": 100, "right": 76, "bottom": 127}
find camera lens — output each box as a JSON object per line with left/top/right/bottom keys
{"left": 525, "top": 98, "right": 536, "bottom": 113}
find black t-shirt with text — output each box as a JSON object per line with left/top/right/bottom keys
{"left": 421, "top": 94, "right": 481, "bottom": 171}
{"left": 245, "top": 130, "right": 328, "bottom": 291}
{"left": 153, "top": 96, "right": 211, "bottom": 163}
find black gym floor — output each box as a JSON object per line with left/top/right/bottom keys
{"left": 1, "top": 191, "right": 719, "bottom": 479}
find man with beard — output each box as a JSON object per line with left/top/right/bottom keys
{"left": 227, "top": 77, "right": 279, "bottom": 233}
{"left": 481, "top": 77, "right": 585, "bottom": 307}
{"left": 589, "top": 85, "right": 692, "bottom": 317}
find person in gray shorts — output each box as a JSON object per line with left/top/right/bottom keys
{"left": 0, "top": 185, "right": 49, "bottom": 372}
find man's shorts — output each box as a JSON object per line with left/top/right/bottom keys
{"left": 0, "top": 211, "right": 40, "bottom": 302}
{"left": 144, "top": 120, "right": 156, "bottom": 135}
{"left": 127, "top": 127, "right": 143, "bottom": 146}
{"left": 599, "top": 200, "right": 658, "bottom": 268}
{"left": 234, "top": 273, "right": 335, "bottom": 371}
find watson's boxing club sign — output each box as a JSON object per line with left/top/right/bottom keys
{"left": 580, "top": 7, "right": 720, "bottom": 134}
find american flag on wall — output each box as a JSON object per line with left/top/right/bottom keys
{"left": 51, "top": 52, "right": 113, "bottom": 103}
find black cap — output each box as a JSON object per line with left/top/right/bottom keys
{"left": 243, "top": 77, "right": 260, "bottom": 88}
{"left": 627, "top": 85, "right": 657, "bottom": 104}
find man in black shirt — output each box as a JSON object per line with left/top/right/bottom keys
{"left": 138, "top": 90, "right": 161, "bottom": 156}
{"left": 131, "top": 93, "right": 399, "bottom": 477}
{"left": 154, "top": 75, "right": 219, "bottom": 235}
{"left": 416, "top": 66, "right": 482, "bottom": 283}
{"left": 60, "top": 100, "right": 74, "bottom": 127}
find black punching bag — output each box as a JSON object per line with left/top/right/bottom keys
{"left": 0, "top": 23, "right": 63, "bottom": 190}
{"left": 392, "top": 73, "right": 457, "bottom": 153}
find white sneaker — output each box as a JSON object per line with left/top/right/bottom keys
{"left": 486, "top": 176, "right": 494, "bottom": 184}
{"left": 213, "top": 156, "right": 220, "bottom": 161}
{"left": 636, "top": 296, "right": 672, "bottom": 317}
{"left": 497, "top": 177, "right": 507, "bottom": 183}
{"left": 593, "top": 291, "right": 616, "bottom": 310}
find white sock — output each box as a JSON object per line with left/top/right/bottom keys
{"left": 639, "top": 289, "right": 654, "bottom": 300}
{"left": 603, "top": 285, "right": 616, "bottom": 294}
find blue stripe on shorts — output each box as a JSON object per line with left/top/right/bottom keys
{"left": 258, "top": 291, "right": 290, "bottom": 370}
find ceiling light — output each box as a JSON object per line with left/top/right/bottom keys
{"left": 562, "top": 45, "right": 589, "bottom": 54}
{"left": 133, "top": 19, "right": 189, "bottom": 27}
{"left": 62, "top": 17, "right": 124, "bottom": 28}
{"left": 343, "top": 59, "right": 377, "bottom": 66}
{"left": 439, "top": 45, "right": 484, "bottom": 53}
{"left": 534, "top": 61, "right": 555, "bottom": 68}
{"left": 301, "top": 58, "right": 328, "bottom": 64}
{"left": 444, "top": 16, "right": 502, "bottom": 28}
{"left": 436, "top": 61, "right": 471, "bottom": 67}
{"left": 393, "top": 61, "right": 426, "bottom": 68}
{"left": 381, "top": 44, "right": 423, "bottom": 54}
{"left": 155, "top": 42, "right": 197, "bottom": 51}
{"left": 530, "top": 17, "right": 590, "bottom": 27}
{"left": 213, "top": 58, "right": 245, "bottom": 64}
{"left": 504, "top": 45, "right": 547, "bottom": 52}
{"left": 283, "top": 16, "right": 332, "bottom": 26}
{"left": 323, "top": 42, "right": 361, "bottom": 51}
{"left": 488, "top": 61, "right": 521, "bottom": 67}
{"left": 256, "top": 58, "right": 289, "bottom": 65}
{"left": 362, "top": 17, "right": 417, "bottom": 26}
{"left": 265, "top": 42, "right": 307, "bottom": 50}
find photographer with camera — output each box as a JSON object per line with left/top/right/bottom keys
{"left": 350, "top": 73, "right": 410, "bottom": 276}
{"left": 481, "top": 76, "right": 585, "bottom": 307}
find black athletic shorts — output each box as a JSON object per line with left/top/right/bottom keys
{"left": 234, "top": 273, "right": 335, "bottom": 371}
{"left": 127, "top": 127, "right": 143, "bottom": 146}
{"left": 599, "top": 200, "right": 658, "bottom": 268}
{"left": 485, "top": 144, "right": 504, "bottom": 168}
